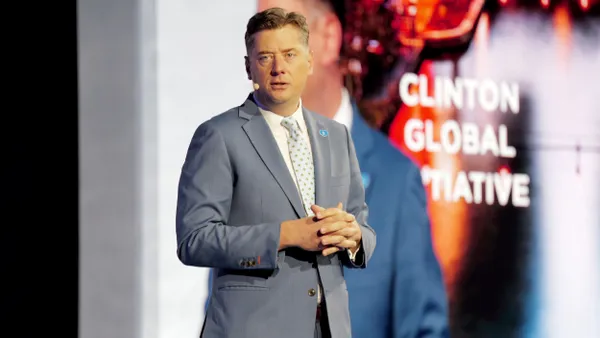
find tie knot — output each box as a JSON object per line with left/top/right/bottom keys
{"left": 281, "top": 117, "right": 299, "bottom": 132}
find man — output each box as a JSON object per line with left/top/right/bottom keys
{"left": 177, "top": 8, "right": 376, "bottom": 338}
{"left": 247, "top": 1, "right": 448, "bottom": 337}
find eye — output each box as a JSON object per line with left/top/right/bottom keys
{"left": 286, "top": 52, "right": 296, "bottom": 58}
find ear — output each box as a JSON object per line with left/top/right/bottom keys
{"left": 308, "top": 50, "right": 314, "bottom": 75}
{"left": 244, "top": 56, "right": 252, "bottom": 80}
{"left": 320, "top": 13, "right": 343, "bottom": 66}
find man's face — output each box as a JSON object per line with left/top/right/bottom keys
{"left": 257, "top": 1, "right": 332, "bottom": 105}
{"left": 247, "top": 25, "right": 313, "bottom": 106}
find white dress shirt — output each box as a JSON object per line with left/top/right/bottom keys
{"left": 332, "top": 87, "right": 353, "bottom": 130}
{"left": 253, "top": 92, "right": 358, "bottom": 305}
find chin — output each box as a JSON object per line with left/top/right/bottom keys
{"left": 267, "top": 92, "right": 293, "bottom": 104}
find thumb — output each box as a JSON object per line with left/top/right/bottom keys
{"left": 336, "top": 202, "right": 343, "bottom": 210}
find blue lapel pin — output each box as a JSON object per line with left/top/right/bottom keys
{"left": 319, "top": 129, "right": 328, "bottom": 137}
{"left": 361, "top": 172, "right": 371, "bottom": 189}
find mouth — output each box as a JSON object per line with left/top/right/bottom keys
{"left": 270, "top": 82, "right": 289, "bottom": 90}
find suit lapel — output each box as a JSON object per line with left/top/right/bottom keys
{"left": 240, "top": 95, "right": 305, "bottom": 218}
{"left": 304, "top": 109, "right": 331, "bottom": 208}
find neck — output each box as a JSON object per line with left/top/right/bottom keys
{"left": 254, "top": 92, "right": 299, "bottom": 117}
{"left": 302, "top": 66, "right": 343, "bottom": 119}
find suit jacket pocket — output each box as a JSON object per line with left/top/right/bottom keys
{"left": 217, "top": 283, "right": 269, "bottom": 291}
{"left": 215, "top": 269, "right": 270, "bottom": 291}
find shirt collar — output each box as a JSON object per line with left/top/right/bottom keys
{"left": 253, "top": 92, "right": 306, "bottom": 132}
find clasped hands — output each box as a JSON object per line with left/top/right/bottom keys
{"left": 313, "top": 203, "right": 362, "bottom": 256}
{"left": 282, "top": 202, "right": 362, "bottom": 256}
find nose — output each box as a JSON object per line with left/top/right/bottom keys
{"left": 270, "top": 54, "right": 287, "bottom": 75}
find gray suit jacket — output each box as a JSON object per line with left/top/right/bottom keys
{"left": 176, "top": 94, "right": 376, "bottom": 338}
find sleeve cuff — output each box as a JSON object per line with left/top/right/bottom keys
{"left": 347, "top": 244, "right": 361, "bottom": 262}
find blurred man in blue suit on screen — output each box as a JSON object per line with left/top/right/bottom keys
{"left": 207, "top": 1, "right": 448, "bottom": 337}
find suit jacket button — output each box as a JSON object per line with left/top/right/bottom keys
{"left": 308, "top": 288, "right": 316, "bottom": 297}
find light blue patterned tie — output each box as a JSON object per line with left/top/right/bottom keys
{"left": 281, "top": 117, "right": 315, "bottom": 216}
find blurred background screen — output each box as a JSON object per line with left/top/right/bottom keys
{"left": 78, "top": 1, "right": 599, "bottom": 337}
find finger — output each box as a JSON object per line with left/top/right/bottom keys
{"left": 329, "top": 212, "right": 355, "bottom": 224}
{"left": 335, "top": 239, "right": 358, "bottom": 250}
{"left": 319, "top": 221, "right": 348, "bottom": 235}
{"left": 322, "top": 246, "right": 340, "bottom": 256}
{"left": 314, "top": 206, "right": 344, "bottom": 219}
{"left": 310, "top": 204, "right": 325, "bottom": 216}
{"left": 340, "top": 227, "right": 359, "bottom": 238}
{"left": 320, "top": 235, "right": 346, "bottom": 246}
{"left": 336, "top": 202, "right": 343, "bottom": 210}
{"left": 318, "top": 211, "right": 355, "bottom": 224}
{"left": 325, "top": 227, "right": 358, "bottom": 239}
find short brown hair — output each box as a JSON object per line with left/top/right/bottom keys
{"left": 244, "top": 7, "right": 310, "bottom": 53}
